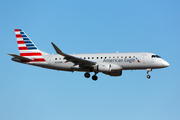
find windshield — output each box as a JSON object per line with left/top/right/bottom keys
{"left": 152, "top": 55, "right": 161, "bottom": 58}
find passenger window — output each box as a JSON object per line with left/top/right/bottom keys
{"left": 129, "top": 56, "right": 131, "bottom": 58}
{"left": 101, "top": 57, "right": 103, "bottom": 59}
{"left": 55, "top": 58, "right": 57, "bottom": 60}
{"left": 121, "top": 56, "right": 123, "bottom": 58}
{"left": 125, "top": 56, "right": 127, "bottom": 58}
{"left": 133, "top": 56, "right": 135, "bottom": 58}
{"left": 88, "top": 57, "right": 90, "bottom": 59}
{"left": 92, "top": 57, "right": 94, "bottom": 59}
{"left": 97, "top": 57, "right": 98, "bottom": 59}
{"left": 105, "top": 57, "right": 107, "bottom": 59}
{"left": 84, "top": 57, "right": 86, "bottom": 59}
{"left": 113, "top": 56, "right": 115, "bottom": 58}
{"left": 59, "top": 58, "right": 61, "bottom": 60}
{"left": 117, "top": 56, "right": 119, "bottom": 58}
{"left": 109, "top": 57, "right": 111, "bottom": 58}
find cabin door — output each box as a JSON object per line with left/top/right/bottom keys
{"left": 141, "top": 54, "right": 147, "bottom": 63}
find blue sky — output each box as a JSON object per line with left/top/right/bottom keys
{"left": 1, "top": 0, "right": 179, "bottom": 120}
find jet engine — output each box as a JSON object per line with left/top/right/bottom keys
{"left": 97, "top": 64, "right": 111, "bottom": 72}
{"left": 103, "top": 71, "right": 122, "bottom": 76}
{"left": 95, "top": 64, "right": 122, "bottom": 72}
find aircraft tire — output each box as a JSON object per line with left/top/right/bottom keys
{"left": 84, "top": 72, "right": 90, "bottom": 78}
{"left": 147, "top": 75, "right": 151, "bottom": 79}
{"left": 92, "top": 75, "right": 98, "bottom": 81}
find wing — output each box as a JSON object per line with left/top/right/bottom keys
{"left": 51, "top": 42, "right": 96, "bottom": 66}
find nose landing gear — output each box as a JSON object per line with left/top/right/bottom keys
{"left": 147, "top": 74, "right": 151, "bottom": 79}
{"left": 146, "top": 69, "right": 152, "bottom": 79}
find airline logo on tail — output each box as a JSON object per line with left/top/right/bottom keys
{"left": 15, "top": 29, "right": 46, "bottom": 62}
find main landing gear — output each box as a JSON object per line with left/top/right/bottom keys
{"left": 84, "top": 72, "right": 98, "bottom": 81}
{"left": 84, "top": 72, "right": 90, "bottom": 78}
{"left": 146, "top": 69, "right": 152, "bottom": 79}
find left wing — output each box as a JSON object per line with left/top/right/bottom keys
{"left": 51, "top": 42, "right": 96, "bottom": 66}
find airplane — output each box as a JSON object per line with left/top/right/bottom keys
{"left": 8, "top": 29, "right": 170, "bottom": 81}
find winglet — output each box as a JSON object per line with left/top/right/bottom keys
{"left": 51, "top": 42, "right": 65, "bottom": 56}
{"left": 51, "top": 42, "right": 96, "bottom": 65}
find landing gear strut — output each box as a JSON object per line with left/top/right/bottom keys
{"left": 92, "top": 72, "right": 98, "bottom": 81}
{"left": 146, "top": 69, "right": 152, "bottom": 79}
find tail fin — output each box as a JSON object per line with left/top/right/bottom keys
{"left": 15, "top": 29, "right": 46, "bottom": 62}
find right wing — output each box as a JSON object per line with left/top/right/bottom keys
{"left": 51, "top": 42, "right": 96, "bottom": 66}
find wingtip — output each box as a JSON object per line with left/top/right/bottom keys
{"left": 7, "top": 53, "right": 12, "bottom": 56}
{"left": 50, "top": 42, "right": 64, "bottom": 55}
{"left": 51, "top": 42, "right": 56, "bottom": 46}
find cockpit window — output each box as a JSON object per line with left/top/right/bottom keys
{"left": 152, "top": 55, "right": 161, "bottom": 58}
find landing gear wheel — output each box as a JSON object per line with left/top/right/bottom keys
{"left": 84, "top": 72, "right": 90, "bottom": 78}
{"left": 147, "top": 75, "right": 151, "bottom": 79}
{"left": 92, "top": 75, "right": 98, "bottom": 81}
{"left": 146, "top": 69, "right": 152, "bottom": 79}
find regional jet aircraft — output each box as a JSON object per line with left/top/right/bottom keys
{"left": 8, "top": 29, "right": 169, "bottom": 80}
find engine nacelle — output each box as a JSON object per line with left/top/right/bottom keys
{"left": 103, "top": 71, "right": 122, "bottom": 76}
{"left": 95, "top": 64, "right": 122, "bottom": 72}
{"left": 97, "top": 64, "right": 111, "bottom": 72}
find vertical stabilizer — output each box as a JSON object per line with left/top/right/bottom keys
{"left": 15, "top": 29, "right": 46, "bottom": 62}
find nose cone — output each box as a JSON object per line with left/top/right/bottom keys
{"left": 161, "top": 60, "right": 170, "bottom": 67}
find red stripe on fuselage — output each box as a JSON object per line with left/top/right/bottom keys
{"left": 20, "top": 53, "right": 42, "bottom": 56}
{"left": 30, "top": 58, "right": 46, "bottom": 62}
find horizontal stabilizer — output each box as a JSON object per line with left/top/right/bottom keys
{"left": 8, "top": 53, "right": 32, "bottom": 61}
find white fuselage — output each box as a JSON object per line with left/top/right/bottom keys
{"left": 29, "top": 52, "right": 169, "bottom": 72}
{"left": 10, "top": 29, "right": 170, "bottom": 80}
